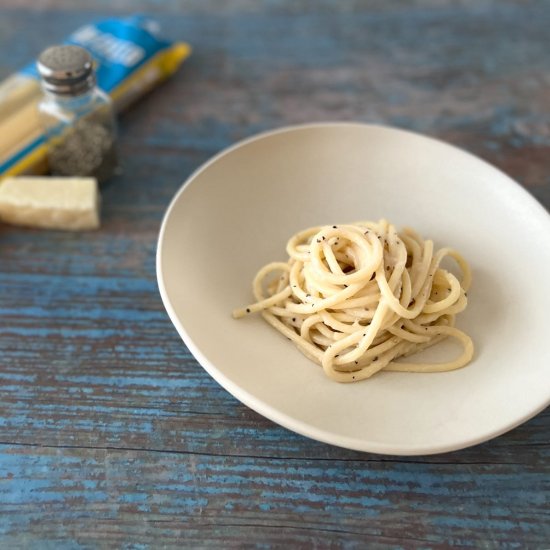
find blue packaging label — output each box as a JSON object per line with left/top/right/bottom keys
{"left": 21, "top": 15, "right": 171, "bottom": 92}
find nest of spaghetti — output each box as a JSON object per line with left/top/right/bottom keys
{"left": 233, "top": 220, "right": 473, "bottom": 382}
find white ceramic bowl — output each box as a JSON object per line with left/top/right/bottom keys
{"left": 157, "top": 123, "right": 550, "bottom": 455}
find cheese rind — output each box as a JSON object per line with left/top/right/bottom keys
{"left": 0, "top": 176, "right": 100, "bottom": 230}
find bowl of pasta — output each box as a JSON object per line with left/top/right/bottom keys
{"left": 157, "top": 122, "right": 550, "bottom": 455}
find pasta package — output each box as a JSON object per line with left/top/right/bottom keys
{"left": 0, "top": 15, "right": 191, "bottom": 178}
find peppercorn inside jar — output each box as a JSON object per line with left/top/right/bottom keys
{"left": 37, "top": 44, "right": 118, "bottom": 185}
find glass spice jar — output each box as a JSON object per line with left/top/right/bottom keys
{"left": 37, "top": 44, "right": 118, "bottom": 185}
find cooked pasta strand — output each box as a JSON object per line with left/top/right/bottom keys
{"left": 233, "top": 220, "right": 473, "bottom": 382}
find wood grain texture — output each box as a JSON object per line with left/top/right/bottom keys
{"left": 1, "top": 1, "right": 549, "bottom": 547}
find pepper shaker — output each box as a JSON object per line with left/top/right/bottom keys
{"left": 37, "top": 44, "right": 118, "bottom": 185}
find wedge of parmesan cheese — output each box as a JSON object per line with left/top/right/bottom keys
{"left": 0, "top": 176, "right": 100, "bottom": 230}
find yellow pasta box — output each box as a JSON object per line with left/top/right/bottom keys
{"left": 0, "top": 15, "right": 191, "bottom": 178}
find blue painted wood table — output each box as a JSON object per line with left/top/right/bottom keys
{"left": 1, "top": 1, "right": 549, "bottom": 547}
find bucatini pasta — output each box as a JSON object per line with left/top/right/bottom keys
{"left": 0, "top": 15, "right": 190, "bottom": 179}
{"left": 233, "top": 219, "right": 473, "bottom": 383}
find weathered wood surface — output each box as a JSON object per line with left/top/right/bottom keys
{"left": 1, "top": 1, "right": 549, "bottom": 547}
